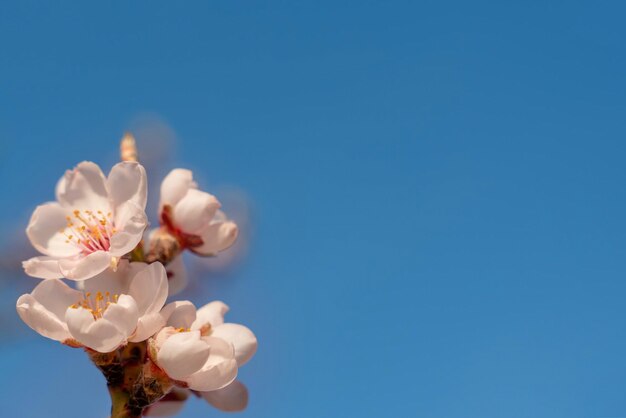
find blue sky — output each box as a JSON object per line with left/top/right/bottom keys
{"left": 1, "top": 1, "right": 626, "bottom": 417}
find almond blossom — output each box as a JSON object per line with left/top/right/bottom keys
{"left": 157, "top": 168, "right": 238, "bottom": 257}
{"left": 23, "top": 161, "right": 148, "bottom": 280}
{"left": 149, "top": 300, "right": 257, "bottom": 392}
{"left": 16, "top": 136, "right": 258, "bottom": 418}
{"left": 16, "top": 261, "right": 168, "bottom": 352}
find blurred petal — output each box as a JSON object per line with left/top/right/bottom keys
{"left": 201, "top": 380, "right": 248, "bottom": 412}
{"left": 144, "top": 388, "right": 189, "bottom": 416}
{"left": 166, "top": 255, "right": 187, "bottom": 296}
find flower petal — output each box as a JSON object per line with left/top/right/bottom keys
{"left": 26, "top": 203, "right": 80, "bottom": 257}
{"left": 127, "top": 262, "right": 168, "bottom": 316}
{"left": 161, "top": 301, "right": 197, "bottom": 329}
{"left": 190, "top": 221, "right": 238, "bottom": 256}
{"left": 16, "top": 280, "right": 81, "bottom": 342}
{"left": 65, "top": 308, "right": 127, "bottom": 353}
{"left": 157, "top": 331, "right": 210, "bottom": 380}
{"left": 31, "top": 278, "right": 83, "bottom": 318}
{"left": 211, "top": 323, "right": 258, "bottom": 366}
{"left": 191, "top": 301, "right": 228, "bottom": 330}
{"left": 200, "top": 380, "right": 248, "bottom": 412}
{"left": 107, "top": 162, "right": 148, "bottom": 211}
{"left": 55, "top": 161, "right": 109, "bottom": 210}
{"left": 172, "top": 189, "right": 220, "bottom": 234}
{"left": 101, "top": 294, "right": 140, "bottom": 338}
{"left": 58, "top": 251, "right": 112, "bottom": 281}
{"left": 22, "top": 256, "right": 63, "bottom": 279}
{"left": 186, "top": 336, "right": 238, "bottom": 391}
{"left": 129, "top": 311, "right": 165, "bottom": 343}
{"left": 81, "top": 259, "right": 131, "bottom": 296}
{"left": 109, "top": 201, "right": 148, "bottom": 256}
{"left": 160, "top": 169, "right": 196, "bottom": 209}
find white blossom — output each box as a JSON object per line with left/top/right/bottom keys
{"left": 159, "top": 169, "right": 238, "bottom": 256}
{"left": 16, "top": 261, "right": 168, "bottom": 352}
{"left": 23, "top": 161, "right": 148, "bottom": 280}
{"left": 149, "top": 300, "right": 257, "bottom": 392}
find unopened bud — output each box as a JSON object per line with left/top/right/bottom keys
{"left": 120, "top": 132, "right": 138, "bottom": 162}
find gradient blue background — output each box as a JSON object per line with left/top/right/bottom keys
{"left": 1, "top": 1, "right": 626, "bottom": 417}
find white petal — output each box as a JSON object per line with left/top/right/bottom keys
{"left": 127, "top": 262, "right": 168, "bottom": 315}
{"left": 129, "top": 312, "right": 165, "bottom": 342}
{"left": 22, "top": 256, "right": 63, "bottom": 279}
{"left": 200, "top": 380, "right": 248, "bottom": 412}
{"left": 65, "top": 308, "right": 127, "bottom": 353}
{"left": 186, "top": 337, "right": 238, "bottom": 392}
{"left": 107, "top": 162, "right": 148, "bottom": 211}
{"left": 161, "top": 301, "right": 196, "bottom": 329}
{"left": 55, "top": 161, "right": 109, "bottom": 210}
{"left": 166, "top": 255, "right": 187, "bottom": 296}
{"left": 16, "top": 281, "right": 78, "bottom": 342}
{"left": 101, "top": 294, "right": 140, "bottom": 338}
{"left": 31, "top": 278, "right": 83, "bottom": 318}
{"left": 160, "top": 169, "right": 196, "bottom": 209}
{"left": 211, "top": 324, "right": 258, "bottom": 366}
{"left": 26, "top": 203, "right": 80, "bottom": 257}
{"left": 58, "top": 251, "right": 112, "bottom": 281}
{"left": 172, "top": 189, "right": 220, "bottom": 234}
{"left": 191, "top": 221, "right": 238, "bottom": 256}
{"left": 191, "top": 301, "right": 228, "bottom": 330}
{"left": 157, "top": 331, "right": 210, "bottom": 380}
{"left": 153, "top": 326, "right": 177, "bottom": 349}
{"left": 110, "top": 201, "right": 148, "bottom": 256}
{"left": 81, "top": 260, "right": 131, "bottom": 296}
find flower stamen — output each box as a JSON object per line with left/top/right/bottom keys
{"left": 70, "top": 291, "right": 120, "bottom": 320}
{"left": 61, "top": 210, "right": 116, "bottom": 254}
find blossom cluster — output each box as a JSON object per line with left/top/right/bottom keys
{"left": 16, "top": 137, "right": 257, "bottom": 417}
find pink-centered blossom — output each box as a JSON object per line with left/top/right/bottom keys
{"left": 158, "top": 169, "right": 238, "bottom": 256}
{"left": 23, "top": 161, "right": 148, "bottom": 280}
{"left": 149, "top": 300, "right": 257, "bottom": 392}
{"left": 16, "top": 261, "right": 168, "bottom": 353}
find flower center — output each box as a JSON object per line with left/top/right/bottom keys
{"left": 70, "top": 291, "right": 119, "bottom": 320}
{"left": 62, "top": 210, "right": 116, "bottom": 253}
